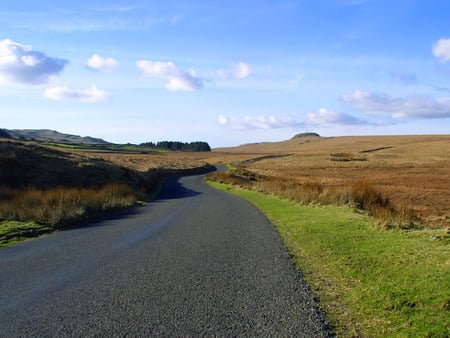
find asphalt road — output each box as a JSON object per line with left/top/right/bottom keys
{"left": 0, "top": 173, "right": 329, "bottom": 337}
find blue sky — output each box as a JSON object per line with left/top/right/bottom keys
{"left": 1, "top": 0, "right": 450, "bottom": 147}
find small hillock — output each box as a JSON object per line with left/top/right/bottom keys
{"left": 291, "top": 132, "right": 320, "bottom": 139}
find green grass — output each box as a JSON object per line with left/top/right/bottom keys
{"left": 208, "top": 181, "right": 450, "bottom": 337}
{"left": 0, "top": 220, "right": 53, "bottom": 248}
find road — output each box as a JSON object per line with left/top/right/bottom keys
{"left": 0, "top": 173, "right": 329, "bottom": 337}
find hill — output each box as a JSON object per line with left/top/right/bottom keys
{"left": 215, "top": 134, "right": 449, "bottom": 154}
{"left": 213, "top": 134, "right": 450, "bottom": 228}
{"left": 3, "top": 129, "right": 110, "bottom": 145}
{"left": 0, "top": 129, "right": 11, "bottom": 139}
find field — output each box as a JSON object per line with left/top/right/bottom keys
{"left": 0, "top": 139, "right": 211, "bottom": 246}
{"left": 39, "top": 134, "right": 450, "bottom": 229}
{"left": 212, "top": 134, "right": 450, "bottom": 229}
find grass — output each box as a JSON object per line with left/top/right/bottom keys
{"left": 0, "top": 184, "right": 137, "bottom": 227}
{"left": 207, "top": 168, "right": 420, "bottom": 229}
{"left": 0, "top": 184, "right": 139, "bottom": 246}
{"left": 44, "top": 141, "right": 168, "bottom": 154}
{"left": 214, "top": 135, "right": 450, "bottom": 229}
{"left": 0, "top": 139, "right": 212, "bottom": 248}
{"left": 208, "top": 181, "right": 450, "bottom": 336}
{"left": 0, "top": 220, "right": 53, "bottom": 248}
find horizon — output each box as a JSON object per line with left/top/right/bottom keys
{"left": 1, "top": 1, "right": 450, "bottom": 148}
{"left": 3, "top": 127, "right": 449, "bottom": 149}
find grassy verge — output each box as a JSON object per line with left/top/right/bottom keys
{"left": 208, "top": 181, "right": 450, "bottom": 336}
{"left": 208, "top": 168, "right": 420, "bottom": 229}
{"left": 0, "top": 184, "right": 139, "bottom": 247}
{"left": 0, "top": 221, "right": 53, "bottom": 248}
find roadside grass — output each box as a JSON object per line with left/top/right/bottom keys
{"left": 207, "top": 168, "right": 420, "bottom": 229}
{"left": 0, "top": 220, "right": 53, "bottom": 248}
{"left": 0, "top": 184, "right": 137, "bottom": 227}
{"left": 0, "top": 140, "right": 214, "bottom": 248}
{"left": 0, "top": 184, "right": 139, "bottom": 246}
{"left": 208, "top": 181, "right": 450, "bottom": 337}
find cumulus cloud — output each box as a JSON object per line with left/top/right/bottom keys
{"left": 0, "top": 38, "right": 68, "bottom": 85}
{"left": 342, "top": 90, "right": 450, "bottom": 118}
{"left": 86, "top": 54, "right": 118, "bottom": 72}
{"left": 433, "top": 38, "right": 450, "bottom": 63}
{"left": 218, "top": 62, "right": 252, "bottom": 79}
{"left": 136, "top": 60, "right": 204, "bottom": 91}
{"left": 44, "top": 84, "right": 110, "bottom": 102}
{"left": 219, "top": 109, "right": 363, "bottom": 130}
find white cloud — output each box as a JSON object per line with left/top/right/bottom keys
{"left": 343, "top": 90, "right": 450, "bottom": 118}
{"left": 243, "top": 115, "right": 302, "bottom": 129}
{"left": 136, "top": 60, "right": 204, "bottom": 91}
{"left": 217, "top": 62, "right": 252, "bottom": 79}
{"left": 86, "top": 54, "right": 118, "bottom": 72}
{"left": 44, "top": 84, "right": 111, "bottom": 102}
{"left": 218, "top": 115, "right": 300, "bottom": 130}
{"left": 218, "top": 115, "right": 230, "bottom": 125}
{"left": 0, "top": 38, "right": 68, "bottom": 85}
{"left": 219, "top": 109, "right": 363, "bottom": 130}
{"left": 306, "top": 108, "right": 365, "bottom": 125}
{"left": 433, "top": 38, "right": 450, "bottom": 63}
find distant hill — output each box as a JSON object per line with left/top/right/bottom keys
{"left": 0, "top": 129, "right": 11, "bottom": 139}
{"left": 3, "top": 129, "right": 111, "bottom": 145}
{"left": 291, "top": 132, "right": 320, "bottom": 139}
{"left": 214, "top": 134, "right": 450, "bottom": 154}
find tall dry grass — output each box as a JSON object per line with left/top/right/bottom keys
{"left": 0, "top": 184, "right": 137, "bottom": 227}
{"left": 207, "top": 168, "right": 420, "bottom": 229}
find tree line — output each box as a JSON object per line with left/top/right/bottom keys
{"left": 140, "top": 141, "right": 211, "bottom": 152}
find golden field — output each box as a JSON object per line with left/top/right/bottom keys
{"left": 1, "top": 134, "right": 448, "bottom": 230}
{"left": 208, "top": 134, "right": 450, "bottom": 229}
{"left": 81, "top": 134, "right": 450, "bottom": 228}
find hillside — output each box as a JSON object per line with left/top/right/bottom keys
{"left": 0, "top": 139, "right": 212, "bottom": 244}
{"left": 0, "top": 140, "right": 152, "bottom": 191}
{"left": 3, "top": 129, "right": 110, "bottom": 145}
{"left": 213, "top": 134, "right": 450, "bottom": 228}
{"left": 215, "top": 134, "right": 449, "bottom": 155}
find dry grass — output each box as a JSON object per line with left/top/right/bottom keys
{"left": 81, "top": 151, "right": 212, "bottom": 172}
{"left": 208, "top": 168, "right": 420, "bottom": 229}
{"left": 211, "top": 135, "right": 450, "bottom": 228}
{"left": 0, "top": 184, "right": 136, "bottom": 227}
{"left": 0, "top": 140, "right": 211, "bottom": 236}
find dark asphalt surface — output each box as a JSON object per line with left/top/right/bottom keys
{"left": 0, "top": 173, "right": 329, "bottom": 337}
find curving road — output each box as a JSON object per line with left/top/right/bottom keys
{"left": 0, "top": 173, "right": 329, "bottom": 337}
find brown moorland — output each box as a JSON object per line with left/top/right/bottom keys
{"left": 100, "top": 134, "right": 448, "bottom": 229}
{"left": 0, "top": 139, "right": 211, "bottom": 244}
{"left": 211, "top": 134, "right": 450, "bottom": 229}
{"left": 1, "top": 134, "right": 448, "bottom": 239}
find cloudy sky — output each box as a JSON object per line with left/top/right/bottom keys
{"left": 1, "top": 0, "right": 449, "bottom": 147}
